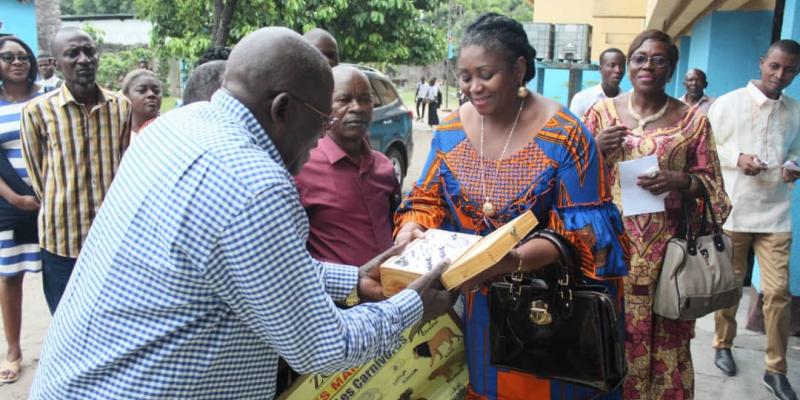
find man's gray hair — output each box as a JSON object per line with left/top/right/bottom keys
{"left": 183, "top": 60, "right": 226, "bottom": 105}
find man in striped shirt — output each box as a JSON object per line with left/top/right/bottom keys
{"left": 29, "top": 27, "right": 453, "bottom": 399}
{"left": 20, "top": 27, "right": 131, "bottom": 314}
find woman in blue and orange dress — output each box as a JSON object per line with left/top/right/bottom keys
{"left": 394, "top": 13, "right": 630, "bottom": 400}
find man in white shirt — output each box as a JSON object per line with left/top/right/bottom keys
{"left": 708, "top": 39, "right": 800, "bottom": 400}
{"left": 569, "top": 48, "right": 625, "bottom": 118}
{"left": 679, "top": 68, "right": 714, "bottom": 114}
{"left": 35, "top": 52, "right": 61, "bottom": 91}
{"left": 424, "top": 78, "right": 441, "bottom": 127}
{"left": 415, "top": 77, "right": 427, "bottom": 121}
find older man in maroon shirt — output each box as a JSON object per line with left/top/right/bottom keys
{"left": 295, "top": 65, "right": 400, "bottom": 266}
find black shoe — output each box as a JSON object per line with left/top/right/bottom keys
{"left": 763, "top": 372, "right": 798, "bottom": 400}
{"left": 714, "top": 348, "right": 737, "bottom": 376}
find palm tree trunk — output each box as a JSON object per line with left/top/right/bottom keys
{"left": 35, "top": 0, "right": 62, "bottom": 52}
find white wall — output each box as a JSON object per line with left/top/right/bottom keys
{"left": 62, "top": 18, "right": 151, "bottom": 46}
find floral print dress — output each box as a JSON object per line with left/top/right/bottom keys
{"left": 584, "top": 99, "right": 731, "bottom": 400}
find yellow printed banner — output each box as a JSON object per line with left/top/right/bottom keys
{"left": 279, "top": 313, "right": 467, "bottom": 400}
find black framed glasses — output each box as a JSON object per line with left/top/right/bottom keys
{"left": 630, "top": 54, "right": 669, "bottom": 69}
{"left": 0, "top": 53, "right": 31, "bottom": 64}
{"left": 285, "top": 92, "right": 338, "bottom": 131}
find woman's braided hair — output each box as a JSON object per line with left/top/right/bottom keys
{"left": 461, "top": 13, "right": 537, "bottom": 83}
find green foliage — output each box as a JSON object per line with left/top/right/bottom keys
{"left": 134, "top": 0, "right": 446, "bottom": 65}
{"left": 62, "top": 0, "right": 136, "bottom": 15}
{"left": 96, "top": 47, "right": 157, "bottom": 91}
{"left": 428, "top": 0, "right": 534, "bottom": 53}
{"left": 79, "top": 23, "right": 164, "bottom": 93}
{"left": 80, "top": 22, "right": 105, "bottom": 45}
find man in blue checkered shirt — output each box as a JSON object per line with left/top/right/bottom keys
{"left": 29, "top": 28, "right": 454, "bottom": 399}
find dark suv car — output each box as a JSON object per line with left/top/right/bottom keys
{"left": 348, "top": 64, "right": 414, "bottom": 186}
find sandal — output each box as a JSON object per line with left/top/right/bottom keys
{"left": 0, "top": 358, "right": 21, "bottom": 384}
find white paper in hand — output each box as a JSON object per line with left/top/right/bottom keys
{"left": 618, "top": 155, "right": 667, "bottom": 216}
{"left": 782, "top": 160, "right": 800, "bottom": 172}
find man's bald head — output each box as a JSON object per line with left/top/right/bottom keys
{"left": 224, "top": 27, "right": 332, "bottom": 107}
{"left": 224, "top": 27, "right": 334, "bottom": 175}
{"left": 328, "top": 65, "right": 373, "bottom": 142}
{"left": 50, "top": 27, "right": 98, "bottom": 87}
{"left": 332, "top": 65, "right": 368, "bottom": 84}
{"left": 50, "top": 27, "right": 93, "bottom": 57}
{"left": 304, "top": 28, "right": 340, "bottom": 67}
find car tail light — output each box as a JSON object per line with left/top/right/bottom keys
{"left": 407, "top": 111, "right": 414, "bottom": 119}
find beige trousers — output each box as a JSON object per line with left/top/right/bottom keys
{"left": 713, "top": 231, "right": 793, "bottom": 374}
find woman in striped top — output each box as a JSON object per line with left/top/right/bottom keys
{"left": 0, "top": 36, "right": 42, "bottom": 384}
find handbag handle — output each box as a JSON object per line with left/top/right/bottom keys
{"left": 513, "top": 229, "right": 582, "bottom": 316}
{"left": 518, "top": 229, "right": 583, "bottom": 284}
{"left": 678, "top": 176, "right": 726, "bottom": 254}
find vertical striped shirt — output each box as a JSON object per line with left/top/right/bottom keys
{"left": 29, "top": 91, "right": 422, "bottom": 399}
{"left": 20, "top": 85, "right": 131, "bottom": 258}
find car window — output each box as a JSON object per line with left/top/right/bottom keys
{"left": 368, "top": 77, "right": 384, "bottom": 108}
{"left": 372, "top": 77, "right": 399, "bottom": 106}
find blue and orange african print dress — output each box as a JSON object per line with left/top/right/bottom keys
{"left": 395, "top": 109, "right": 630, "bottom": 400}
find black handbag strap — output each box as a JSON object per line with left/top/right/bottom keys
{"left": 677, "top": 177, "right": 725, "bottom": 254}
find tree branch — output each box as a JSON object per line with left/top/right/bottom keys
{"left": 212, "top": 0, "right": 239, "bottom": 47}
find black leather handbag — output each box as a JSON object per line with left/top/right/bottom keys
{"left": 488, "top": 230, "right": 627, "bottom": 392}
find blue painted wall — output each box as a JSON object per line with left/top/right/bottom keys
{"left": 528, "top": 66, "right": 633, "bottom": 108}
{"left": 781, "top": 0, "right": 800, "bottom": 295}
{"left": 542, "top": 69, "right": 570, "bottom": 105}
{"left": 782, "top": 0, "right": 800, "bottom": 99}
{"left": 784, "top": 0, "right": 800, "bottom": 41}
{"left": 689, "top": 11, "right": 773, "bottom": 98}
{"left": 0, "top": 0, "right": 38, "bottom": 53}
{"left": 670, "top": 36, "right": 692, "bottom": 98}
{"left": 687, "top": 14, "right": 713, "bottom": 78}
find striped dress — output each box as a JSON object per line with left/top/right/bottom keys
{"left": 0, "top": 98, "right": 42, "bottom": 275}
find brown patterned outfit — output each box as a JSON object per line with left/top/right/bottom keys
{"left": 584, "top": 99, "right": 731, "bottom": 400}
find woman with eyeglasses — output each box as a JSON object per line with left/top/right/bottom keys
{"left": 583, "top": 30, "right": 731, "bottom": 399}
{"left": 0, "top": 36, "right": 43, "bottom": 384}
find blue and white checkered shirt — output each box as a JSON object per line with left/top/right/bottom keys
{"left": 29, "top": 91, "right": 423, "bottom": 399}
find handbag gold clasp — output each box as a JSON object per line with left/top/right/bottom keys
{"left": 529, "top": 300, "right": 553, "bottom": 325}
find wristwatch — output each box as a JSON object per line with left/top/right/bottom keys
{"left": 344, "top": 287, "right": 360, "bottom": 307}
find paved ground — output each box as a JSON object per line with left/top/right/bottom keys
{"left": 0, "top": 119, "right": 796, "bottom": 399}
{"left": 0, "top": 272, "right": 49, "bottom": 400}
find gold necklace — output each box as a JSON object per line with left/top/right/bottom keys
{"left": 479, "top": 98, "right": 525, "bottom": 217}
{"left": 628, "top": 91, "right": 669, "bottom": 133}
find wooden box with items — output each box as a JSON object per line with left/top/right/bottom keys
{"left": 380, "top": 211, "right": 538, "bottom": 296}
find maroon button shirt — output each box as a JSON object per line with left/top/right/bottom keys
{"left": 295, "top": 135, "right": 400, "bottom": 266}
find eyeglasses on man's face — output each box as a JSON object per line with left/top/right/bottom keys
{"left": 0, "top": 53, "right": 31, "bottom": 64}
{"left": 630, "top": 54, "right": 669, "bottom": 69}
{"left": 286, "top": 92, "right": 338, "bottom": 131}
